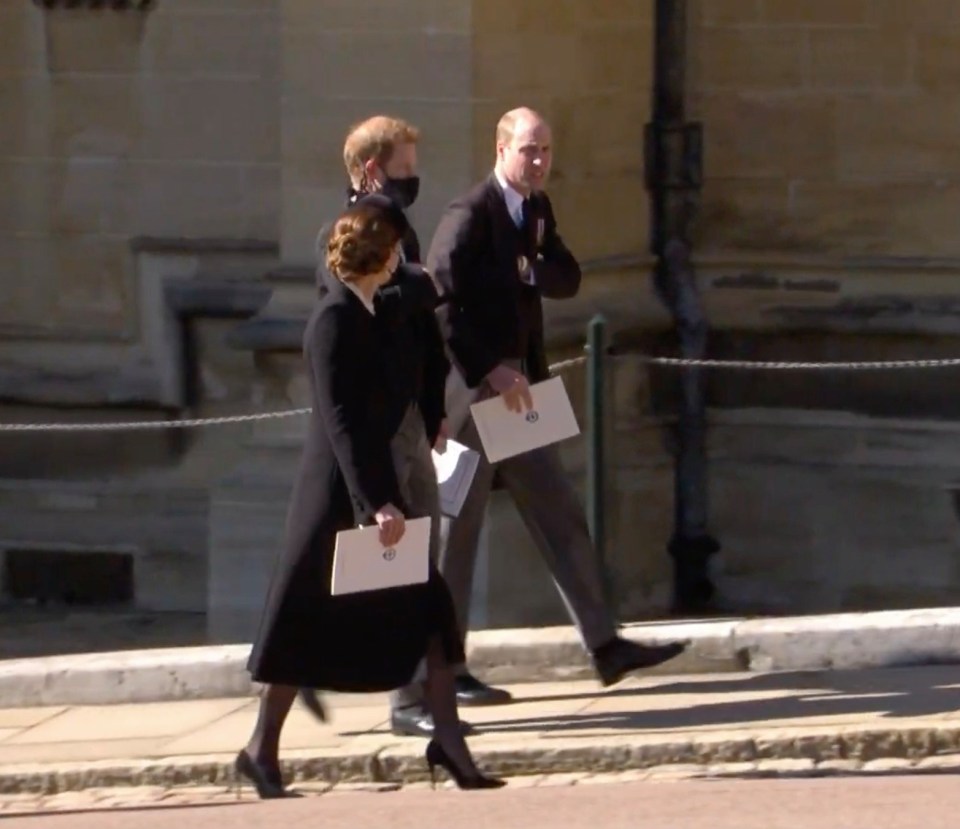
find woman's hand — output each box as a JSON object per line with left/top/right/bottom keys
{"left": 374, "top": 503, "right": 406, "bottom": 547}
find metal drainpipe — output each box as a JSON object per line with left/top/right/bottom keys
{"left": 644, "top": 0, "right": 721, "bottom": 612}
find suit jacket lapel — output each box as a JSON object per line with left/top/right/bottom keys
{"left": 484, "top": 174, "right": 522, "bottom": 262}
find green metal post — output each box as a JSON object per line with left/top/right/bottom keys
{"left": 585, "top": 314, "right": 611, "bottom": 607}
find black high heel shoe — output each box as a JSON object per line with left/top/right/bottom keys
{"left": 234, "top": 749, "right": 302, "bottom": 800}
{"left": 425, "top": 739, "right": 506, "bottom": 790}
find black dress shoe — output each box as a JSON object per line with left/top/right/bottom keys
{"left": 591, "top": 636, "right": 688, "bottom": 688}
{"left": 390, "top": 706, "right": 476, "bottom": 739}
{"left": 454, "top": 673, "right": 513, "bottom": 707}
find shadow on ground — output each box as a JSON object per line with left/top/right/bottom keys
{"left": 466, "top": 666, "right": 960, "bottom": 736}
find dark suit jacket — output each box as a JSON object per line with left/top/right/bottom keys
{"left": 426, "top": 174, "right": 581, "bottom": 389}
{"left": 314, "top": 195, "right": 449, "bottom": 443}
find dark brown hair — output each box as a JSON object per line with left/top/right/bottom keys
{"left": 325, "top": 204, "right": 401, "bottom": 282}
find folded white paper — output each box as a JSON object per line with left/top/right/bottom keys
{"left": 469, "top": 376, "right": 580, "bottom": 464}
{"left": 432, "top": 439, "right": 480, "bottom": 518}
{"left": 331, "top": 516, "right": 431, "bottom": 596}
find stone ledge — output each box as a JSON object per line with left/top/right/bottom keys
{"left": 164, "top": 281, "right": 271, "bottom": 319}
{"left": 9, "top": 758, "right": 960, "bottom": 812}
{"left": 3, "top": 723, "right": 960, "bottom": 796}
{"left": 0, "top": 364, "right": 166, "bottom": 408}
{"left": 3, "top": 608, "right": 960, "bottom": 708}
{"left": 130, "top": 237, "right": 278, "bottom": 255}
{"left": 225, "top": 316, "right": 309, "bottom": 352}
{"left": 33, "top": 1, "right": 154, "bottom": 9}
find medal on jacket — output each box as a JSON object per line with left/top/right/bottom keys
{"left": 517, "top": 254, "right": 531, "bottom": 282}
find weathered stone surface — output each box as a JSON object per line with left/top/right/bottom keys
{"left": 207, "top": 453, "right": 296, "bottom": 643}
{"left": 10, "top": 0, "right": 960, "bottom": 657}
{"left": 862, "top": 758, "right": 916, "bottom": 773}
{"left": 10, "top": 611, "right": 960, "bottom": 708}
{"left": 814, "top": 759, "right": 863, "bottom": 775}
{"left": 0, "top": 723, "right": 952, "bottom": 797}
{"left": 0, "top": 481, "right": 210, "bottom": 613}
{"left": 753, "top": 758, "right": 817, "bottom": 777}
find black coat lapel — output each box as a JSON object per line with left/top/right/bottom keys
{"left": 402, "top": 227, "right": 421, "bottom": 263}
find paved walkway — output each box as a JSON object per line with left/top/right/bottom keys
{"left": 2, "top": 663, "right": 960, "bottom": 811}
{"left": 6, "top": 776, "right": 960, "bottom": 829}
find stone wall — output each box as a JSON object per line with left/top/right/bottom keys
{"left": 671, "top": 0, "right": 960, "bottom": 614}
{"left": 277, "top": 0, "right": 474, "bottom": 263}
{"left": 689, "top": 0, "right": 960, "bottom": 260}
{"left": 0, "top": 1, "right": 280, "bottom": 342}
{"left": 10, "top": 0, "right": 960, "bottom": 637}
{"left": 471, "top": 0, "right": 653, "bottom": 262}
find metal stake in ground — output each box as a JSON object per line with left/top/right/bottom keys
{"left": 585, "top": 314, "right": 612, "bottom": 609}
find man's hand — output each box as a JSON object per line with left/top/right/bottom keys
{"left": 433, "top": 418, "right": 449, "bottom": 454}
{"left": 486, "top": 364, "right": 533, "bottom": 413}
{"left": 374, "top": 503, "right": 406, "bottom": 547}
{"left": 517, "top": 255, "right": 535, "bottom": 285}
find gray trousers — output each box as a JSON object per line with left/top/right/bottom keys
{"left": 388, "top": 405, "right": 443, "bottom": 711}
{"left": 390, "top": 367, "right": 618, "bottom": 711}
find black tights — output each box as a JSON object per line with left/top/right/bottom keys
{"left": 245, "top": 635, "right": 479, "bottom": 779}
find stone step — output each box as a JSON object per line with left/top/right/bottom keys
{"left": 2, "top": 607, "right": 960, "bottom": 708}
{"left": 2, "top": 721, "right": 959, "bottom": 797}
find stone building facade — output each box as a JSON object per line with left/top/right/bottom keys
{"left": 3, "top": 0, "right": 960, "bottom": 641}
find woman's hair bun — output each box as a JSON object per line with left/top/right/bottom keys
{"left": 326, "top": 204, "right": 401, "bottom": 282}
{"left": 327, "top": 204, "right": 400, "bottom": 282}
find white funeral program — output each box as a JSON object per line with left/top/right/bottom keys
{"left": 432, "top": 439, "right": 480, "bottom": 518}
{"left": 330, "top": 517, "right": 431, "bottom": 596}
{"left": 469, "top": 376, "right": 580, "bottom": 464}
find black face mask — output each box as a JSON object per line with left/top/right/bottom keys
{"left": 381, "top": 175, "right": 420, "bottom": 209}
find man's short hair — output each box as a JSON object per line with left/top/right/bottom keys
{"left": 343, "top": 115, "right": 420, "bottom": 184}
{"left": 496, "top": 107, "right": 542, "bottom": 146}
{"left": 496, "top": 111, "right": 520, "bottom": 146}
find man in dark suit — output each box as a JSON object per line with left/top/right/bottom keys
{"left": 302, "top": 115, "right": 500, "bottom": 738}
{"left": 426, "top": 107, "right": 688, "bottom": 694}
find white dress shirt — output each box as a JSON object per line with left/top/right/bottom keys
{"left": 494, "top": 168, "right": 537, "bottom": 285}
{"left": 494, "top": 168, "right": 526, "bottom": 228}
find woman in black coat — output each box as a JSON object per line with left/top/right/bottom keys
{"left": 237, "top": 203, "right": 504, "bottom": 797}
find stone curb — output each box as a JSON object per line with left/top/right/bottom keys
{"left": 3, "top": 607, "right": 960, "bottom": 707}
{"left": 3, "top": 723, "right": 960, "bottom": 796}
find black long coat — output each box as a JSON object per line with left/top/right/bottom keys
{"left": 315, "top": 192, "right": 449, "bottom": 444}
{"left": 246, "top": 280, "right": 463, "bottom": 692}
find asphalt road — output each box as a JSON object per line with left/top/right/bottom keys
{"left": 6, "top": 776, "right": 960, "bottom": 829}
